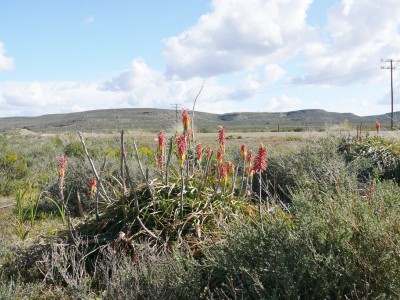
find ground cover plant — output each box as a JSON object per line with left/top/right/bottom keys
{"left": 0, "top": 116, "right": 400, "bottom": 299}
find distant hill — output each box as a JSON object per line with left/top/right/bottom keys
{"left": 0, "top": 108, "right": 398, "bottom": 133}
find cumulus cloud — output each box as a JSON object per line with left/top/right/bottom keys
{"left": 163, "top": 0, "right": 315, "bottom": 79}
{"left": 3, "top": 0, "right": 397, "bottom": 117}
{"left": 98, "top": 57, "right": 263, "bottom": 112}
{"left": 265, "top": 95, "right": 302, "bottom": 112}
{"left": 228, "top": 64, "right": 285, "bottom": 100}
{"left": 0, "top": 42, "right": 14, "bottom": 72}
{"left": 99, "top": 58, "right": 208, "bottom": 107}
{"left": 293, "top": 0, "right": 400, "bottom": 85}
{"left": 0, "top": 81, "right": 120, "bottom": 116}
{"left": 0, "top": 57, "right": 262, "bottom": 116}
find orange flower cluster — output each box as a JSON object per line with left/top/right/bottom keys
{"left": 177, "top": 134, "right": 186, "bottom": 169}
{"left": 221, "top": 163, "right": 228, "bottom": 187}
{"left": 217, "top": 148, "right": 223, "bottom": 166}
{"left": 246, "top": 150, "right": 254, "bottom": 176}
{"left": 241, "top": 144, "right": 247, "bottom": 161}
{"left": 196, "top": 143, "right": 203, "bottom": 162}
{"left": 157, "top": 131, "right": 165, "bottom": 169}
{"left": 88, "top": 177, "right": 97, "bottom": 199}
{"left": 182, "top": 109, "right": 190, "bottom": 132}
{"left": 227, "top": 161, "right": 235, "bottom": 175}
{"left": 375, "top": 120, "right": 381, "bottom": 133}
{"left": 253, "top": 143, "right": 267, "bottom": 172}
{"left": 57, "top": 155, "right": 67, "bottom": 178}
{"left": 218, "top": 126, "right": 226, "bottom": 153}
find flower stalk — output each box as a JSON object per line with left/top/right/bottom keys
{"left": 253, "top": 143, "right": 267, "bottom": 228}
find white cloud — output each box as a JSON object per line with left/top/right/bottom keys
{"left": 263, "top": 64, "right": 285, "bottom": 85}
{"left": 99, "top": 57, "right": 267, "bottom": 112}
{"left": 2, "top": 0, "right": 397, "bottom": 117}
{"left": 0, "top": 42, "right": 14, "bottom": 72}
{"left": 295, "top": 0, "right": 400, "bottom": 85}
{"left": 0, "top": 81, "right": 119, "bottom": 116}
{"left": 163, "top": 0, "right": 315, "bottom": 79}
{"left": 0, "top": 58, "right": 266, "bottom": 116}
{"left": 228, "top": 64, "right": 285, "bottom": 100}
{"left": 265, "top": 95, "right": 302, "bottom": 112}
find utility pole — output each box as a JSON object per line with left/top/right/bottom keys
{"left": 171, "top": 103, "right": 181, "bottom": 124}
{"left": 381, "top": 59, "right": 400, "bottom": 129}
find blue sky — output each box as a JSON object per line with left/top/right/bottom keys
{"left": 0, "top": 0, "right": 399, "bottom": 117}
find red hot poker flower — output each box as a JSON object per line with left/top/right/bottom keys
{"left": 217, "top": 148, "right": 223, "bottom": 166}
{"left": 57, "top": 155, "right": 67, "bottom": 178}
{"left": 226, "top": 161, "right": 235, "bottom": 175}
{"left": 157, "top": 131, "right": 165, "bottom": 169}
{"left": 158, "top": 131, "right": 165, "bottom": 153}
{"left": 246, "top": 150, "right": 254, "bottom": 176}
{"left": 177, "top": 134, "right": 187, "bottom": 169}
{"left": 253, "top": 143, "right": 267, "bottom": 173}
{"left": 221, "top": 163, "right": 228, "bottom": 187}
{"left": 375, "top": 120, "right": 381, "bottom": 132}
{"left": 218, "top": 126, "right": 226, "bottom": 153}
{"left": 88, "top": 177, "right": 97, "bottom": 199}
{"left": 196, "top": 144, "right": 203, "bottom": 162}
{"left": 182, "top": 109, "right": 190, "bottom": 132}
{"left": 241, "top": 144, "right": 247, "bottom": 161}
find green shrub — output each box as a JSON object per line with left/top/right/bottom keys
{"left": 64, "top": 142, "right": 85, "bottom": 159}
{"left": 37, "top": 239, "right": 203, "bottom": 299}
{"left": 267, "top": 137, "right": 344, "bottom": 203}
{"left": 4, "top": 133, "right": 400, "bottom": 299}
{"left": 205, "top": 178, "right": 400, "bottom": 299}
{"left": 339, "top": 136, "right": 400, "bottom": 183}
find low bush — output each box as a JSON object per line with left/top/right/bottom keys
{"left": 205, "top": 174, "right": 400, "bottom": 299}
{"left": 2, "top": 130, "right": 400, "bottom": 299}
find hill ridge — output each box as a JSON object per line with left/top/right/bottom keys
{"left": 0, "top": 108, "right": 397, "bottom": 133}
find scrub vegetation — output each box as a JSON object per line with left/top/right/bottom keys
{"left": 0, "top": 116, "right": 400, "bottom": 299}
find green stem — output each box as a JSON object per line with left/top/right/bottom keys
{"left": 180, "top": 167, "right": 184, "bottom": 218}
{"left": 258, "top": 171, "right": 263, "bottom": 230}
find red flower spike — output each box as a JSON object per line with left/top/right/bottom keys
{"left": 158, "top": 131, "right": 165, "bottom": 152}
{"left": 217, "top": 148, "right": 223, "bottom": 165}
{"left": 375, "top": 120, "right": 380, "bottom": 133}
{"left": 57, "top": 155, "right": 67, "bottom": 178}
{"left": 241, "top": 144, "right": 247, "bottom": 161}
{"left": 218, "top": 126, "right": 226, "bottom": 153}
{"left": 227, "top": 161, "right": 235, "bottom": 175}
{"left": 221, "top": 163, "right": 228, "bottom": 187}
{"left": 253, "top": 143, "right": 267, "bottom": 173}
{"left": 196, "top": 144, "right": 203, "bottom": 162}
{"left": 157, "top": 131, "right": 165, "bottom": 169}
{"left": 246, "top": 150, "right": 254, "bottom": 176}
{"left": 177, "top": 134, "right": 186, "bottom": 169}
{"left": 182, "top": 109, "right": 190, "bottom": 132}
{"left": 88, "top": 177, "right": 97, "bottom": 199}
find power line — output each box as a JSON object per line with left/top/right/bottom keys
{"left": 213, "top": 66, "right": 379, "bottom": 100}
{"left": 381, "top": 59, "right": 400, "bottom": 129}
{"left": 295, "top": 67, "right": 377, "bottom": 85}
{"left": 171, "top": 103, "right": 181, "bottom": 124}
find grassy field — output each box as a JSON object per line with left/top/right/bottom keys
{"left": 1, "top": 125, "right": 400, "bottom": 299}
